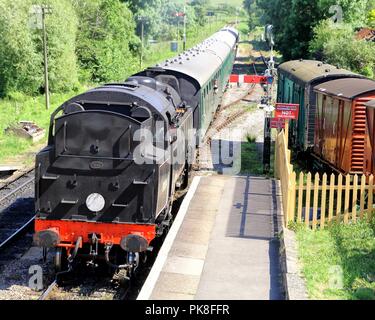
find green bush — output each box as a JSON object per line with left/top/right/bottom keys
{"left": 74, "top": 0, "right": 138, "bottom": 83}
{"left": 40, "top": 0, "right": 79, "bottom": 92}
{"left": 0, "top": 0, "right": 79, "bottom": 97}
{"left": 0, "top": 0, "right": 42, "bottom": 96}
{"left": 310, "top": 20, "right": 375, "bottom": 78}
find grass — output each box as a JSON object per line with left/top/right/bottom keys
{"left": 0, "top": 88, "right": 86, "bottom": 165}
{"left": 294, "top": 219, "right": 375, "bottom": 300}
{"left": 240, "top": 134, "right": 263, "bottom": 175}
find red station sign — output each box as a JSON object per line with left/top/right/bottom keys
{"left": 270, "top": 118, "right": 286, "bottom": 129}
{"left": 275, "top": 103, "right": 299, "bottom": 120}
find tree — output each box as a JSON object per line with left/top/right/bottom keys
{"left": 40, "top": 0, "right": 79, "bottom": 93}
{"left": 0, "top": 0, "right": 41, "bottom": 96}
{"left": 243, "top": 0, "right": 262, "bottom": 31}
{"left": 310, "top": 19, "right": 375, "bottom": 78}
{"left": 190, "top": 0, "right": 209, "bottom": 26}
{"left": 0, "top": 0, "right": 79, "bottom": 96}
{"left": 74, "top": 0, "right": 138, "bottom": 83}
{"left": 318, "top": 0, "right": 370, "bottom": 26}
{"left": 123, "top": 0, "right": 165, "bottom": 39}
{"left": 368, "top": 9, "right": 375, "bottom": 27}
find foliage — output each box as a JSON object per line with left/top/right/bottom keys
{"left": 368, "top": 9, "right": 375, "bottom": 27}
{"left": 39, "top": 0, "right": 79, "bottom": 92}
{"left": 310, "top": 19, "right": 375, "bottom": 78}
{"left": 0, "top": 0, "right": 41, "bottom": 96}
{"left": 74, "top": 0, "right": 138, "bottom": 83}
{"left": 124, "top": 0, "right": 166, "bottom": 39}
{"left": 256, "top": 0, "right": 373, "bottom": 60}
{"left": 318, "top": 0, "right": 370, "bottom": 26}
{"left": 190, "top": 0, "right": 210, "bottom": 26}
{"left": 0, "top": 0, "right": 79, "bottom": 96}
{"left": 243, "top": 0, "right": 262, "bottom": 31}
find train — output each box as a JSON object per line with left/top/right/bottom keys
{"left": 277, "top": 59, "right": 375, "bottom": 176}
{"left": 32, "top": 27, "right": 239, "bottom": 279}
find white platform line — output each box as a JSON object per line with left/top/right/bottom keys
{"left": 137, "top": 176, "right": 202, "bottom": 300}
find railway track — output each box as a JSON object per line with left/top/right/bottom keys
{"left": 221, "top": 83, "right": 257, "bottom": 111}
{"left": 38, "top": 276, "right": 132, "bottom": 301}
{"left": 0, "top": 169, "right": 35, "bottom": 251}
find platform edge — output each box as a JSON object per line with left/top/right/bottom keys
{"left": 136, "top": 176, "right": 202, "bottom": 300}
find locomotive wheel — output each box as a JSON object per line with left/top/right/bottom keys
{"left": 54, "top": 247, "right": 67, "bottom": 273}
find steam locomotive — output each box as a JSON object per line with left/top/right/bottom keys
{"left": 33, "top": 27, "right": 239, "bottom": 278}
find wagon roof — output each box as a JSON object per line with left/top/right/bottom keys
{"left": 365, "top": 99, "right": 375, "bottom": 109}
{"left": 278, "top": 60, "right": 361, "bottom": 84}
{"left": 314, "top": 78, "right": 375, "bottom": 99}
{"left": 156, "top": 27, "right": 239, "bottom": 87}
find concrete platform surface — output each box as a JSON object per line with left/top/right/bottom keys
{"left": 138, "top": 175, "right": 285, "bottom": 300}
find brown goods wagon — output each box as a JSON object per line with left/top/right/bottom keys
{"left": 365, "top": 100, "right": 375, "bottom": 175}
{"left": 313, "top": 78, "right": 375, "bottom": 175}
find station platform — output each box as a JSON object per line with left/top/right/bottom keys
{"left": 137, "top": 175, "right": 285, "bottom": 300}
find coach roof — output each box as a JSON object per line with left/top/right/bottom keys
{"left": 314, "top": 78, "right": 375, "bottom": 99}
{"left": 278, "top": 60, "right": 362, "bottom": 85}
{"left": 156, "top": 27, "right": 238, "bottom": 87}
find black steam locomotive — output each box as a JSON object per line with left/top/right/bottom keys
{"left": 33, "top": 27, "right": 239, "bottom": 278}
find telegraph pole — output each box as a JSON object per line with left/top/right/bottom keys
{"left": 41, "top": 5, "right": 51, "bottom": 110}
{"left": 263, "top": 25, "right": 276, "bottom": 175}
{"left": 31, "top": 5, "right": 52, "bottom": 110}
{"left": 139, "top": 16, "right": 147, "bottom": 69}
{"left": 183, "top": 0, "right": 187, "bottom": 51}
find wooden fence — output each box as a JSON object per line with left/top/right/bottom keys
{"left": 274, "top": 130, "right": 375, "bottom": 229}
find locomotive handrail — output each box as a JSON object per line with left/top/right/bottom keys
{"left": 54, "top": 109, "right": 143, "bottom": 124}
{"left": 48, "top": 106, "right": 142, "bottom": 145}
{"left": 57, "top": 153, "right": 135, "bottom": 161}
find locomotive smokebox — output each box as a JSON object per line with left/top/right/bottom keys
{"left": 120, "top": 234, "right": 149, "bottom": 252}
{"left": 33, "top": 229, "right": 60, "bottom": 248}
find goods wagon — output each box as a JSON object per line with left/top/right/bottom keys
{"left": 365, "top": 100, "right": 375, "bottom": 175}
{"left": 313, "top": 78, "right": 375, "bottom": 175}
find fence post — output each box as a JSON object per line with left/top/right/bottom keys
{"left": 344, "top": 175, "right": 351, "bottom": 224}
{"left": 360, "top": 175, "right": 366, "bottom": 219}
{"left": 312, "top": 173, "right": 319, "bottom": 230}
{"left": 305, "top": 172, "right": 312, "bottom": 227}
{"left": 368, "top": 175, "right": 374, "bottom": 221}
{"left": 336, "top": 174, "right": 343, "bottom": 223}
{"left": 321, "top": 173, "right": 327, "bottom": 229}
{"left": 328, "top": 174, "right": 335, "bottom": 225}
{"left": 352, "top": 175, "right": 358, "bottom": 223}
{"left": 288, "top": 171, "right": 296, "bottom": 225}
{"left": 297, "top": 172, "right": 304, "bottom": 223}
